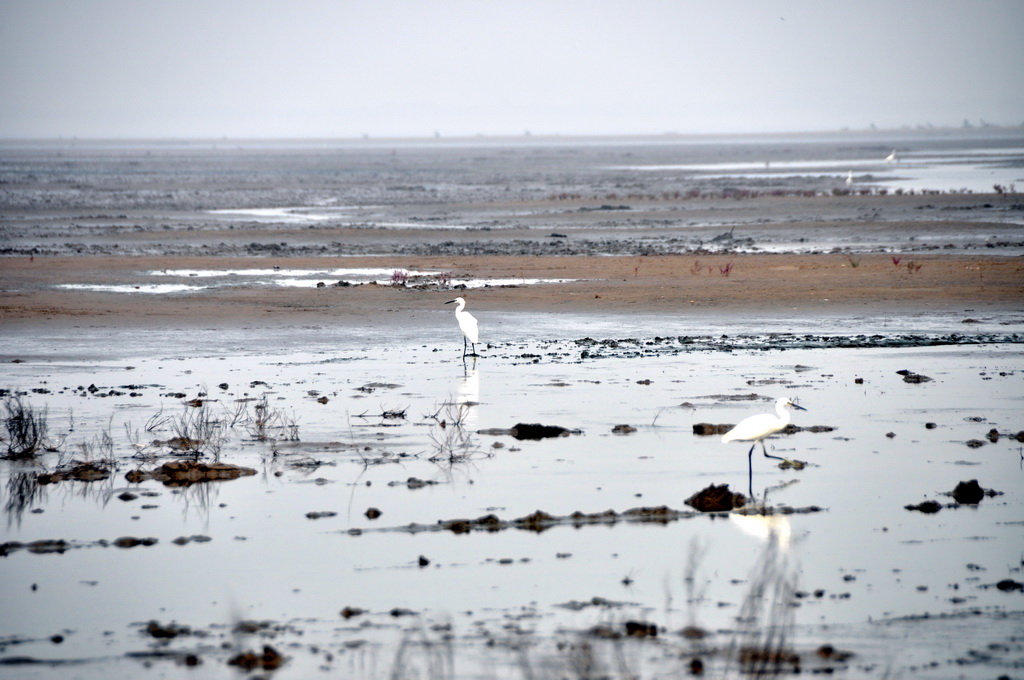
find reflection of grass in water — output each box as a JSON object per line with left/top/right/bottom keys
{"left": 726, "top": 529, "right": 799, "bottom": 678}
{"left": 426, "top": 399, "right": 488, "bottom": 467}
{"left": 4, "top": 472, "right": 47, "bottom": 529}
{"left": 381, "top": 532, "right": 799, "bottom": 679}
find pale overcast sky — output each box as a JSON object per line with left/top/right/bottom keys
{"left": 1, "top": 0, "right": 1021, "bottom": 139}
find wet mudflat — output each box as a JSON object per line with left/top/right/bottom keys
{"left": 1, "top": 318, "right": 1022, "bottom": 679}
{"left": 1, "top": 131, "right": 1023, "bottom": 678}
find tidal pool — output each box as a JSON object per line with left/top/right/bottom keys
{"left": 1, "top": 317, "right": 1022, "bottom": 679}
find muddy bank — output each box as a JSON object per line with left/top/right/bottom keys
{"left": 2, "top": 253, "right": 1022, "bottom": 331}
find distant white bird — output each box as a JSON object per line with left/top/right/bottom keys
{"left": 845, "top": 170, "right": 854, "bottom": 186}
{"left": 445, "top": 296, "right": 479, "bottom": 359}
{"left": 722, "top": 397, "right": 807, "bottom": 492}
{"left": 885, "top": 148, "right": 898, "bottom": 162}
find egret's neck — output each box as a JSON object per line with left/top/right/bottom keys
{"left": 776, "top": 401, "right": 791, "bottom": 425}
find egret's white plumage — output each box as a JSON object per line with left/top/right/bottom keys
{"left": 845, "top": 170, "right": 854, "bottom": 185}
{"left": 885, "top": 148, "right": 898, "bottom": 162}
{"left": 445, "top": 296, "right": 479, "bottom": 358}
{"left": 722, "top": 397, "right": 807, "bottom": 492}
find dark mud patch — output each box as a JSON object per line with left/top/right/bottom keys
{"left": 477, "top": 422, "right": 583, "bottom": 440}
{"left": 685, "top": 484, "right": 747, "bottom": 512}
{"left": 0, "top": 535, "right": 161, "bottom": 556}
{"left": 906, "top": 480, "right": 1002, "bottom": 512}
{"left": 527, "top": 333, "right": 1024, "bottom": 363}
{"left": 124, "top": 461, "right": 256, "bottom": 486}
{"left": 947, "top": 479, "right": 1002, "bottom": 504}
{"left": 348, "top": 502, "right": 824, "bottom": 536}
{"left": 36, "top": 461, "right": 113, "bottom": 484}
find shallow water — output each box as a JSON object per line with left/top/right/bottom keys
{"left": 1, "top": 314, "right": 1022, "bottom": 679}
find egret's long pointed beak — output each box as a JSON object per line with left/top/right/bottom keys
{"left": 445, "top": 300, "right": 456, "bottom": 305}
{"left": 792, "top": 403, "right": 808, "bottom": 411}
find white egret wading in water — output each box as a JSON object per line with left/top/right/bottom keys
{"left": 722, "top": 397, "right": 807, "bottom": 495}
{"left": 445, "top": 296, "right": 479, "bottom": 359}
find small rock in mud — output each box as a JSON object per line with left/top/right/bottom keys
{"left": 146, "top": 620, "right": 190, "bottom": 639}
{"left": 624, "top": 620, "right": 658, "bottom": 638}
{"left": 113, "top": 536, "right": 158, "bottom": 548}
{"left": 340, "top": 606, "right": 365, "bottom": 619}
{"left": 514, "top": 510, "right": 559, "bottom": 532}
{"left": 680, "top": 625, "right": 709, "bottom": 640}
{"left": 951, "top": 479, "right": 985, "bottom": 504}
{"left": 389, "top": 608, "right": 417, "bottom": 617}
{"left": 897, "top": 370, "right": 933, "bottom": 383}
{"left": 305, "top": 511, "right": 337, "bottom": 520}
{"left": 949, "top": 479, "right": 1000, "bottom": 504}
{"left": 685, "top": 484, "right": 746, "bottom": 512}
{"left": 925, "top": 422, "right": 937, "bottom": 429}
{"left": 171, "top": 535, "right": 212, "bottom": 545}
{"left": 995, "top": 579, "right": 1023, "bottom": 592}
{"left": 816, "top": 644, "right": 853, "bottom": 661}
{"left": 612, "top": 424, "right": 637, "bottom": 434}
{"left": 37, "top": 461, "right": 113, "bottom": 485}
{"left": 904, "top": 500, "right": 943, "bottom": 513}
{"left": 388, "top": 477, "right": 437, "bottom": 489}
{"left": 227, "top": 645, "right": 284, "bottom": 671}
{"left": 418, "top": 555, "right": 430, "bottom": 567}
{"left": 364, "top": 507, "right": 381, "bottom": 519}
{"left": 126, "top": 461, "right": 257, "bottom": 485}
{"left": 965, "top": 439, "right": 986, "bottom": 448}
{"left": 692, "top": 423, "right": 732, "bottom": 436}
{"left": 510, "top": 423, "right": 582, "bottom": 440}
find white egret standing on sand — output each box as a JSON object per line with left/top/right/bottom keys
{"left": 722, "top": 397, "right": 807, "bottom": 495}
{"left": 885, "top": 148, "right": 898, "bottom": 162}
{"left": 845, "top": 170, "right": 854, "bottom": 186}
{"left": 445, "top": 296, "right": 479, "bottom": 359}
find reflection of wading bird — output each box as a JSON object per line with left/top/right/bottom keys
{"left": 722, "top": 398, "right": 807, "bottom": 493}
{"left": 445, "top": 296, "right": 479, "bottom": 359}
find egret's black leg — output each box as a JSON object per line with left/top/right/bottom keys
{"left": 761, "top": 440, "right": 785, "bottom": 462}
{"left": 462, "top": 336, "right": 468, "bottom": 359}
{"left": 761, "top": 440, "right": 800, "bottom": 467}
{"left": 747, "top": 445, "right": 755, "bottom": 498}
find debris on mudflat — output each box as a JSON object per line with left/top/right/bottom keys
{"left": 948, "top": 479, "right": 1001, "bottom": 504}
{"left": 739, "top": 646, "right": 801, "bottom": 676}
{"left": 612, "top": 424, "right": 637, "bottom": 434}
{"left": 556, "top": 596, "right": 638, "bottom": 611}
{"left": 351, "top": 502, "right": 822, "bottom": 537}
{"left": 125, "top": 461, "right": 256, "bottom": 486}
{"left": 305, "top": 511, "right": 337, "bottom": 520}
{"left": 37, "top": 461, "right": 113, "bottom": 485}
{"left": 897, "top": 369, "right": 933, "bottom": 383}
{"left": 588, "top": 620, "right": 658, "bottom": 639}
{"left": 227, "top": 645, "right": 285, "bottom": 672}
{"left": 477, "top": 422, "right": 583, "bottom": 440}
{"left": 145, "top": 620, "right": 191, "bottom": 639}
{"left": 685, "top": 484, "right": 746, "bottom": 512}
{"left": 904, "top": 500, "right": 944, "bottom": 513}
{"left": 113, "top": 536, "right": 158, "bottom": 548}
{"left": 693, "top": 423, "right": 731, "bottom": 435}
{"left": 387, "top": 477, "right": 437, "bottom": 489}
